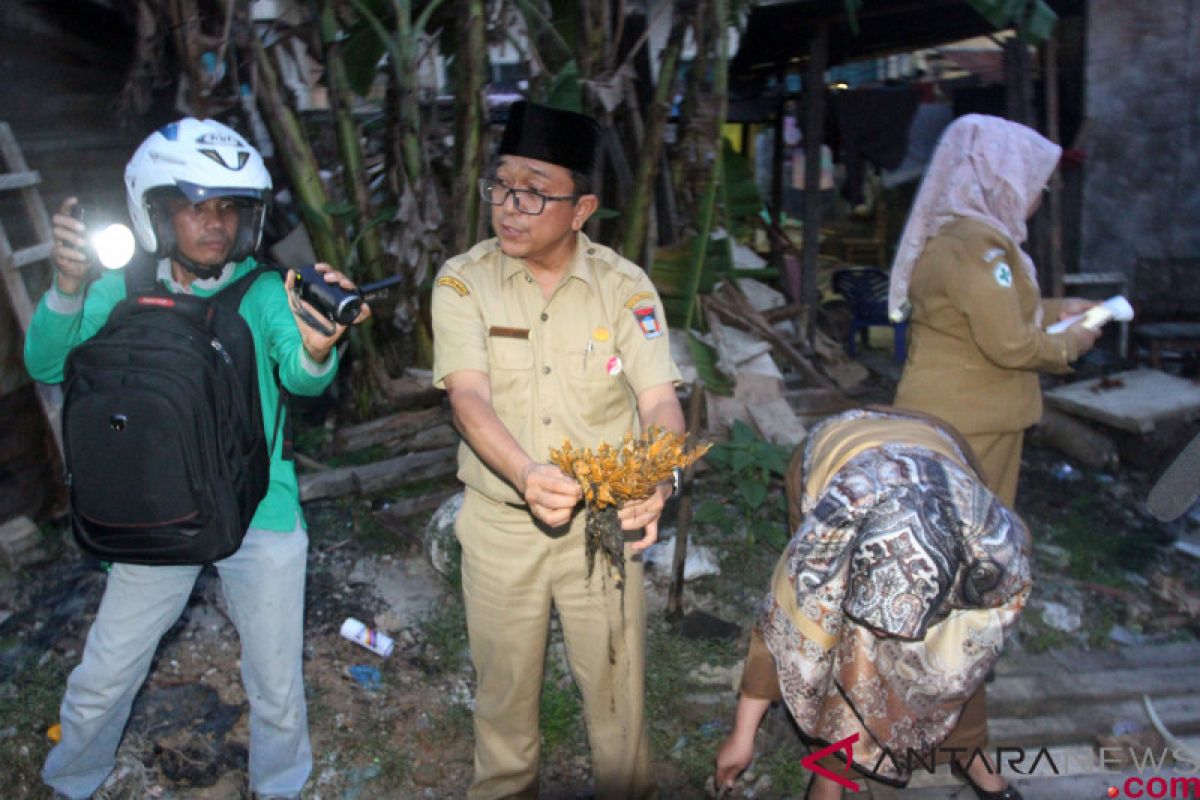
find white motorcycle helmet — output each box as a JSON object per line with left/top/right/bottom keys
{"left": 125, "top": 117, "right": 272, "bottom": 277}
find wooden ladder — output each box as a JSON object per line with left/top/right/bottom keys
{"left": 0, "top": 121, "right": 63, "bottom": 458}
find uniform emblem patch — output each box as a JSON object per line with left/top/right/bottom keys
{"left": 632, "top": 306, "right": 663, "bottom": 339}
{"left": 593, "top": 327, "right": 610, "bottom": 342}
{"left": 436, "top": 276, "right": 470, "bottom": 296}
{"left": 993, "top": 263, "right": 1013, "bottom": 288}
{"left": 624, "top": 291, "right": 655, "bottom": 309}
{"left": 983, "top": 247, "right": 1006, "bottom": 263}
{"left": 606, "top": 355, "right": 623, "bottom": 376}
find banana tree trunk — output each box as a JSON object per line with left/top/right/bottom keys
{"left": 246, "top": 20, "right": 344, "bottom": 266}
{"left": 619, "top": 0, "right": 686, "bottom": 259}
{"left": 318, "top": 0, "right": 387, "bottom": 281}
{"left": 390, "top": 0, "right": 424, "bottom": 184}
{"left": 453, "top": 0, "right": 486, "bottom": 253}
{"left": 680, "top": 0, "right": 728, "bottom": 331}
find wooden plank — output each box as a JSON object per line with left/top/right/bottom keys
{"left": 997, "top": 642, "right": 1200, "bottom": 677}
{"left": 0, "top": 170, "right": 40, "bottom": 191}
{"left": 11, "top": 241, "right": 52, "bottom": 269}
{"left": 0, "top": 122, "right": 61, "bottom": 460}
{"left": 990, "top": 694, "right": 1200, "bottom": 747}
{"left": 0, "top": 124, "right": 55, "bottom": 248}
{"left": 989, "top": 665, "right": 1200, "bottom": 716}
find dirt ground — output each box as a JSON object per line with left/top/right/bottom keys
{"left": 2, "top": 364, "right": 1199, "bottom": 799}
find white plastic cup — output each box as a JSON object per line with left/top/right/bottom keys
{"left": 340, "top": 617, "right": 395, "bottom": 657}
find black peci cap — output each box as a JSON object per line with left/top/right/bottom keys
{"left": 498, "top": 101, "right": 601, "bottom": 177}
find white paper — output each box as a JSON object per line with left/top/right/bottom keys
{"left": 1046, "top": 295, "right": 1134, "bottom": 334}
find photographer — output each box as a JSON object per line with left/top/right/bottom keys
{"left": 26, "top": 117, "right": 367, "bottom": 800}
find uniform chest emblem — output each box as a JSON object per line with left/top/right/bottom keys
{"left": 632, "top": 306, "right": 663, "bottom": 339}
{"left": 606, "top": 355, "right": 623, "bottom": 376}
{"left": 993, "top": 263, "right": 1013, "bottom": 288}
{"left": 593, "top": 327, "right": 610, "bottom": 342}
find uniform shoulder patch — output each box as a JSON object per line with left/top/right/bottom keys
{"left": 992, "top": 262, "right": 1013, "bottom": 288}
{"left": 631, "top": 305, "right": 663, "bottom": 339}
{"left": 624, "top": 290, "right": 655, "bottom": 309}
{"left": 436, "top": 276, "right": 470, "bottom": 297}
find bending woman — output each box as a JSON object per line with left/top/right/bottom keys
{"left": 715, "top": 408, "right": 1031, "bottom": 799}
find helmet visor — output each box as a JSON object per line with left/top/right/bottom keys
{"left": 174, "top": 180, "right": 268, "bottom": 204}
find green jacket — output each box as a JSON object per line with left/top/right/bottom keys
{"left": 24, "top": 256, "right": 339, "bottom": 532}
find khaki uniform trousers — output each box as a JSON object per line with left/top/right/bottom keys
{"left": 456, "top": 488, "right": 655, "bottom": 800}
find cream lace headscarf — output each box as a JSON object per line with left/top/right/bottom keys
{"left": 887, "top": 114, "right": 1062, "bottom": 320}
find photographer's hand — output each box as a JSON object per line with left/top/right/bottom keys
{"left": 51, "top": 197, "right": 89, "bottom": 295}
{"left": 286, "top": 263, "right": 371, "bottom": 362}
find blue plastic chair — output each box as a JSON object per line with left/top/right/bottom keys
{"left": 832, "top": 267, "right": 908, "bottom": 364}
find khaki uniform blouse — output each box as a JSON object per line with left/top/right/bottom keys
{"left": 431, "top": 233, "right": 682, "bottom": 505}
{"left": 894, "top": 218, "right": 1079, "bottom": 436}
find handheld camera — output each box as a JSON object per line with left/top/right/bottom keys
{"left": 291, "top": 264, "right": 364, "bottom": 326}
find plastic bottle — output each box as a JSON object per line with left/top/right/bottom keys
{"left": 340, "top": 617, "right": 395, "bottom": 657}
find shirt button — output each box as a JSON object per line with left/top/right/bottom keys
{"left": 542, "top": 365, "right": 551, "bottom": 375}
{"left": 542, "top": 416, "right": 552, "bottom": 425}
{"left": 540, "top": 312, "right": 548, "bottom": 321}
{"left": 587, "top": 248, "right": 596, "bottom": 255}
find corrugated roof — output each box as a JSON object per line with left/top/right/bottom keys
{"left": 731, "top": 0, "right": 1082, "bottom": 77}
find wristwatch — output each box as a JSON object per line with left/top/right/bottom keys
{"left": 670, "top": 467, "right": 683, "bottom": 498}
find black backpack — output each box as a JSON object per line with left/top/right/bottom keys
{"left": 62, "top": 259, "right": 276, "bottom": 565}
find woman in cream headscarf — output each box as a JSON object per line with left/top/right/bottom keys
{"left": 714, "top": 408, "right": 1032, "bottom": 800}
{"left": 889, "top": 114, "right": 1098, "bottom": 506}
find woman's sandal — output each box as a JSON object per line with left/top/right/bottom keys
{"left": 950, "top": 760, "right": 1025, "bottom": 800}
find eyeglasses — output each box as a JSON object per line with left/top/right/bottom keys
{"left": 478, "top": 178, "right": 577, "bottom": 216}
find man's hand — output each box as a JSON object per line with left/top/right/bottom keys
{"left": 51, "top": 197, "right": 89, "bottom": 295}
{"left": 618, "top": 481, "right": 671, "bottom": 553}
{"left": 286, "top": 263, "right": 371, "bottom": 362}
{"left": 518, "top": 463, "right": 582, "bottom": 528}
{"left": 1058, "top": 297, "right": 1097, "bottom": 319}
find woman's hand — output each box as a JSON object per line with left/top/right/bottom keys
{"left": 1058, "top": 297, "right": 1097, "bottom": 319}
{"left": 714, "top": 731, "right": 755, "bottom": 794}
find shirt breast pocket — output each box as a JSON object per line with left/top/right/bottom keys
{"left": 567, "top": 344, "right": 630, "bottom": 429}
{"left": 488, "top": 337, "right": 533, "bottom": 418}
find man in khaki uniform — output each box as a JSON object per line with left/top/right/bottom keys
{"left": 431, "top": 101, "right": 683, "bottom": 799}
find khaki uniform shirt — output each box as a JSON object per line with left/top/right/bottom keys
{"left": 432, "top": 233, "right": 682, "bottom": 505}
{"left": 894, "top": 218, "right": 1078, "bottom": 436}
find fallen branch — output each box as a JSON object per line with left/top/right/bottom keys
{"left": 299, "top": 447, "right": 458, "bottom": 502}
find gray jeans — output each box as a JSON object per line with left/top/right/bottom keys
{"left": 43, "top": 523, "right": 312, "bottom": 799}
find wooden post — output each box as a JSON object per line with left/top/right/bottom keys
{"left": 667, "top": 381, "right": 705, "bottom": 619}
{"left": 1044, "top": 33, "right": 1065, "bottom": 298}
{"left": 770, "top": 69, "right": 786, "bottom": 228}
{"left": 801, "top": 23, "right": 829, "bottom": 342}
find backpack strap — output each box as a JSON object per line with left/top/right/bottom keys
{"left": 212, "top": 264, "right": 295, "bottom": 462}
{"left": 122, "top": 253, "right": 161, "bottom": 297}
